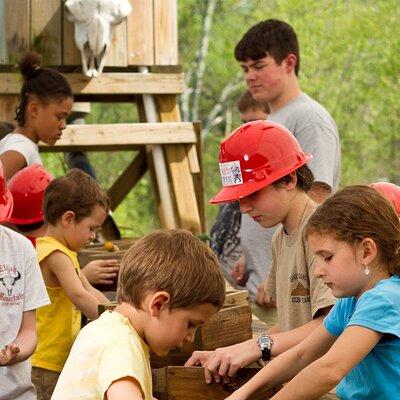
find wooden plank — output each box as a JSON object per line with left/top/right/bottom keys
{"left": 153, "top": 366, "right": 280, "bottom": 400}
{"left": 38, "top": 122, "right": 197, "bottom": 152}
{"left": 107, "top": 149, "right": 148, "bottom": 211}
{"left": 30, "top": 0, "right": 62, "bottom": 65}
{"left": 0, "top": 72, "right": 186, "bottom": 95}
{"left": 0, "top": 95, "right": 19, "bottom": 123}
{"left": 192, "top": 121, "right": 206, "bottom": 231}
{"left": 223, "top": 290, "right": 249, "bottom": 308}
{"left": 154, "top": 0, "right": 178, "bottom": 65}
{"left": 106, "top": 19, "right": 128, "bottom": 67}
{"left": 127, "top": 0, "right": 154, "bottom": 65}
{"left": 196, "top": 304, "right": 252, "bottom": 350}
{"left": 156, "top": 95, "right": 202, "bottom": 233}
{"left": 0, "top": 0, "right": 29, "bottom": 64}
{"left": 62, "top": 4, "right": 81, "bottom": 65}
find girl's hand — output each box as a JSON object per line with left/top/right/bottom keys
{"left": 0, "top": 343, "right": 20, "bottom": 366}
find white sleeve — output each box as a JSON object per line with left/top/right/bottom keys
{"left": 0, "top": 136, "right": 42, "bottom": 166}
{"left": 23, "top": 244, "right": 49, "bottom": 311}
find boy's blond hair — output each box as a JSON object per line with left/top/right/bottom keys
{"left": 43, "top": 169, "right": 109, "bottom": 224}
{"left": 117, "top": 229, "right": 226, "bottom": 310}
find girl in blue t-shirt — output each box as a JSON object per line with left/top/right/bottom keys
{"left": 226, "top": 185, "right": 400, "bottom": 400}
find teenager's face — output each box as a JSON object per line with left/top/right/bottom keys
{"left": 32, "top": 97, "right": 73, "bottom": 145}
{"left": 308, "top": 234, "right": 370, "bottom": 298}
{"left": 240, "top": 55, "right": 287, "bottom": 104}
{"left": 240, "top": 107, "right": 268, "bottom": 124}
{"left": 239, "top": 183, "right": 290, "bottom": 228}
{"left": 65, "top": 205, "right": 107, "bottom": 251}
{"left": 147, "top": 303, "right": 217, "bottom": 357}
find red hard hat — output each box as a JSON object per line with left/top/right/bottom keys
{"left": 8, "top": 164, "right": 53, "bottom": 225}
{"left": 0, "top": 161, "right": 13, "bottom": 222}
{"left": 370, "top": 182, "right": 400, "bottom": 216}
{"left": 210, "top": 121, "right": 312, "bottom": 204}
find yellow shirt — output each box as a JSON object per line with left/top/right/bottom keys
{"left": 32, "top": 236, "right": 81, "bottom": 372}
{"left": 51, "top": 311, "right": 152, "bottom": 400}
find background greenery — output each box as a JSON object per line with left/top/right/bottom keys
{"left": 43, "top": 0, "right": 400, "bottom": 236}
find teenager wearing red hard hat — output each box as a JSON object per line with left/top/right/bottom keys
{"left": 187, "top": 121, "right": 337, "bottom": 400}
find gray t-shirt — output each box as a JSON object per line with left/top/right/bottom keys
{"left": 268, "top": 92, "right": 340, "bottom": 190}
{"left": 240, "top": 214, "right": 276, "bottom": 301}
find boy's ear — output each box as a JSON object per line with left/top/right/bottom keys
{"left": 60, "top": 210, "right": 76, "bottom": 226}
{"left": 149, "top": 291, "right": 171, "bottom": 317}
{"left": 284, "top": 54, "right": 297, "bottom": 73}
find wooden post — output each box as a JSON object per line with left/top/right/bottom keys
{"left": 155, "top": 94, "right": 202, "bottom": 233}
{"left": 0, "top": 95, "right": 18, "bottom": 123}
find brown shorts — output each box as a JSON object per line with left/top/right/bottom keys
{"left": 32, "top": 367, "right": 60, "bottom": 400}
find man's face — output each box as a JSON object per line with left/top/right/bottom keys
{"left": 240, "top": 55, "right": 286, "bottom": 104}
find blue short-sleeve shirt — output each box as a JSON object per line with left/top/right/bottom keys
{"left": 324, "top": 275, "right": 400, "bottom": 400}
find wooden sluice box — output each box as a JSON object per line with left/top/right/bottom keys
{"left": 152, "top": 366, "right": 279, "bottom": 400}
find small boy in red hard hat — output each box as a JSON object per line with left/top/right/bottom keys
{"left": 7, "top": 165, "right": 119, "bottom": 287}
{"left": 187, "top": 121, "right": 337, "bottom": 396}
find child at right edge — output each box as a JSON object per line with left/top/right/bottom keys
{"left": 52, "top": 229, "right": 225, "bottom": 400}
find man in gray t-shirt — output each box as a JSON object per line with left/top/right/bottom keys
{"left": 234, "top": 19, "right": 340, "bottom": 307}
{"left": 235, "top": 19, "right": 340, "bottom": 202}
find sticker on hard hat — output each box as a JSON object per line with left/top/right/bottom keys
{"left": 219, "top": 161, "right": 243, "bottom": 186}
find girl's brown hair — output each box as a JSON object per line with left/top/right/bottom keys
{"left": 15, "top": 51, "right": 73, "bottom": 126}
{"left": 306, "top": 185, "right": 400, "bottom": 275}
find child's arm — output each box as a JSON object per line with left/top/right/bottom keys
{"left": 0, "top": 151, "right": 27, "bottom": 180}
{"left": 225, "top": 323, "right": 336, "bottom": 400}
{"left": 106, "top": 377, "right": 144, "bottom": 400}
{"left": 79, "top": 267, "right": 109, "bottom": 303}
{"left": 0, "top": 310, "right": 36, "bottom": 366}
{"left": 268, "top": 325, "right": 382, "bottom": 400}
{"left": 43, "top": 251, "right": 103, "bottom": 320}
{"left": 185, "top": 315, "right": 323, "bottom": 382}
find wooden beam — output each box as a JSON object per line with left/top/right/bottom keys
{"left": 0, "top": 72, "right": 186, "bottom": 95}
{"left": 38, "top": 122, "right": 197, "bottom": 152}
{"left": 127, "top": 0, "right": 154, "bottom": 65}
{"left": 155, "top": 95, "right": 202, "bottom": 233}
{"left": 30, "top": 0, "right": 62, "bottom": 65}
{"left": 0, "top": 95, "right": 19, "bottom": 123}
{"left": 154, "top": 0, "right": 178, "bottom": 65}
{"left": 107, "top": 149, "right": 148, "bottom": 211}
{"left": 0, "top": 0, "right": 29, "bottom": 65}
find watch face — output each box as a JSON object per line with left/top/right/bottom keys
{"left": 258, "top": 335, "right": 271, "bottom": 349}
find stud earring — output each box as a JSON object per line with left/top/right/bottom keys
{"left": 364, "top": 265, "right": 370, "bottom": 275}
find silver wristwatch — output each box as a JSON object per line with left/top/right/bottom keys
{"left": 257, "top": 333, "right": 273, "bottom": 361}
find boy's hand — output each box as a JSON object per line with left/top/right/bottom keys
{"left": 185, "top": 340, "right": 261, "bottom": 383}
{"left": 0, "top": 344, "right": 20, "bottom": 366}
{"left": 231, "top": 255, "right": 248, "bottom": 286}
{"left": 255, "top": 281, "right": 276, "bottom": 308}
{"left": 82, "top": 259, "right": 119, "bottom": 285}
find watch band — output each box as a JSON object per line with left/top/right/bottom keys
{"left": 257, "top": 333, "right": 273, "bottom": 361}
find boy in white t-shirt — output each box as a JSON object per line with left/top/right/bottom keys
{"left": 0, "top": 161, "right": 50, "bottom": 400}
